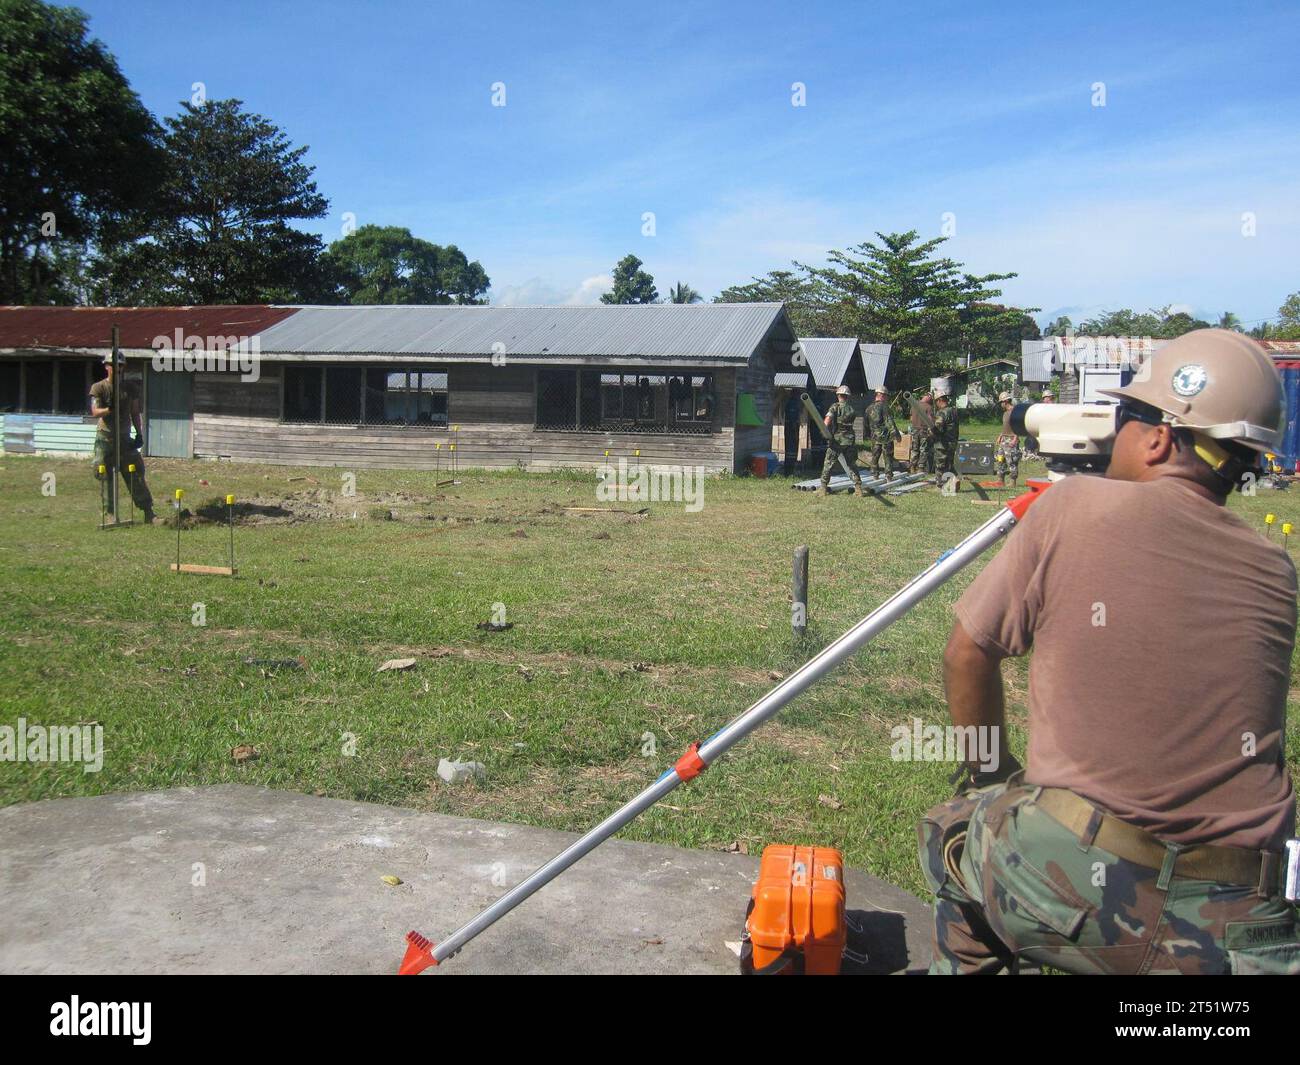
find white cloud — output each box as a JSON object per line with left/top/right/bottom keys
{"left": 490, "top": 274, "right": 612, "bottom": 306}
{"left": 565, "top": 275, "right": 613, "bottom": 304}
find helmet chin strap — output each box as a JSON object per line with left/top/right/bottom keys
{"left": 1191, "top": 432, "right": 1233, "bottom": 474}
{"left": 1185, "top": 430, "right": 1259, "bottom": 490}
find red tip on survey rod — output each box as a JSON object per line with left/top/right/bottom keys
{"left": 1005, "top": 479, "right": 1051, "bottom": 521}
{"left": 399, "top": 930, "right": 439, "bottom": 975}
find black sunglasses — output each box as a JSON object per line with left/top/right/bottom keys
{"left": 1115, "top": 401, "right": 1166, "bottom": 431}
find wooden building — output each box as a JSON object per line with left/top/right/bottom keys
{"left": 0, "top": 303, "right": 801, "bottom": 473}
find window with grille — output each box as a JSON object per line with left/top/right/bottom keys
{"left": 536, "top": 369, "right": 717, "bottom": 434}
{"left": 282, "top": 364, "right": 449, "bottom": 427}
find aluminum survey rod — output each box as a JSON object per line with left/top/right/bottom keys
{"left": 401, "top": 481, "right": 1052, "bottom": 973}
{"left": 111, "top": 325, "right": 121, "bottom": 524}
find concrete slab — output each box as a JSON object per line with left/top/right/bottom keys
{"left": 0, "top": 785, "right": 932, "bottom": 974}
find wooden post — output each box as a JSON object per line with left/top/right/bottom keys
{"left": 792, "top": 545, "right": 809, "bottom": 637}
{"left": 174, "top": 489, "right": 183, "bottom": 571}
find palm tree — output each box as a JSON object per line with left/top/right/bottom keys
{"left": 668, "top": 282, "right": 702, "bottom": 304}
{"left": 1217, "top": 311, "right": 1242, "bottom": 331}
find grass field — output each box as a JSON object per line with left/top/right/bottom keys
{"left": 2, "top": 444, "right": 1297, "bottom": 900}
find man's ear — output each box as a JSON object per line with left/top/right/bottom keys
{"left": 1144, "top": 424, "right": 1176, "bottom": 467}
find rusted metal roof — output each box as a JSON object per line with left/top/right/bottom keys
{"left": 0, "top": 306, "right": 299, "bottom": 350}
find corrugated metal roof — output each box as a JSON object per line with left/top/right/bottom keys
{"left": 0, "top": 305, "right": 298, "bottom": 349}
{"left": 1021, "top": 341, "right": 1055, "bottom": 382}
{"left": 775, "top": 372, "right": 810, "bottom": 388}
{"left": 253, "top": 303, "right": 791, "bottom": 361}
{"left": 860, "top": 343, "right": 892, "bottom": 390}
{"left": 797, "top": 338, "right": 858, "bottom": 388}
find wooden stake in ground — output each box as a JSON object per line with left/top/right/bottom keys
{"left": 227, "top": 494, "right": 236, "bottom": 573}
{"left": 1265, "top": 513, "right": 1276, "bottom": 539}
{"left": 174, "top": 488, "right": 183, "bottom": 570}
{"left": 792, "top": 545, "right": 809, "bottom": 637}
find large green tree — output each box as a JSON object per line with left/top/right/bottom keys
{"left": 94, "top": 98, "right": 329, "bottom": 304}
{"left": 600, "top": 253, "right": 658, "bottom": 304}
{"left": 1076, "top": 306, "right": 1211, "bottom": 338}
{"left": 718, "top": 234, "right": 1034, "bottom": 386}
{"left": 799, "top": 231, "right": 1036, "bottom": 387}
{"left": 322, "top": 225, "right": 488, "bottom": 304}
{"left": 0, "top": 0, "right": 162, "bottom": 303}
{"left": 716, "top": 269, "right": 824, "bottom": 334}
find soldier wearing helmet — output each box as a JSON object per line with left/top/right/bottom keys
{"left": 931, "top": 387, "right": 960, "bottom": 485}
{"left": 864, "top": 387, "right": 901, "bottom": 479}
{"left": 994, "top": 391, "right": 1021, "bottom": 489}
{"left": 89, "top": 352, "right": 155, "bottom": 523}
{"left": 919, "top": 330, "right": 1300, "bottom": 974}
{"left": 816, "top": 384, "right": 865, "bottom": 498}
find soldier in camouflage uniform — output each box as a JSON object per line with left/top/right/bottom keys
{"left": 918, "top": 330, "right": 1300, "bottom": 975}
{"left": 993, "top": 391, "right": 1021, "bottom": 489}
{"left": 864, "top": 388, "right": 901, "bottom": 479}
{"left": 817, "top": 384, "right": 864, "bottom": 498}
{"left": 89, "top": 352, "right": 155, "bottom": 522}
{"left": 931, "top": 391, "right": 959, "bottom": 485}
{"left": 908, "top": 392, "right": 935, "bottom": 474}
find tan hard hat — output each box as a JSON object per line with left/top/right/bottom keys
{"left": 1099, "top": 328, "right": 1284, "bottom": 453}
{"left": 1042, "top": 389, "right": 1054, "bottom": 398}
{"left": 998, "top": 391, "right": 1013, "bottom": 403}
{"left": 836, "top": 384, "right": 851, "bottom": 396}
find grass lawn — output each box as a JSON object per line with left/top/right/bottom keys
{"left": 1, "top": 447, "right": 1297, "bottom": 900}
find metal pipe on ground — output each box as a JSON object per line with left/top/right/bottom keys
{"left": 398, "top": 481, "right": 1053, "bottom": 975}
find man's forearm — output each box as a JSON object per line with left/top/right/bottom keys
{"left": 943, "top": 620, "right": 1011, "bottom": 776}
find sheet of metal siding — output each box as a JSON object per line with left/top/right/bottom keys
{"left": 253, "top": 304, "right": 787, "bottom": 360}
{"left": 0, "top": 306, "right": 298, "bottom": 350}
{"left": 1021, "top": 340, "right": 1054, "bottom": 382}
{"left": 797, "top": 338, "right": 858, "bottom": 388}
{"left": 775, "top": 372, "right": 810, "bottom": 388}
{"left": 860, "top": 344, "right": 892, "bottom": 390}
{"left": 3, "top": 413, "right": 35, "bottom": 453}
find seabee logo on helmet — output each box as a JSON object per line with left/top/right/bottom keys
{"left": 1170, "top": 363, "right": 1208, "bottom": 398}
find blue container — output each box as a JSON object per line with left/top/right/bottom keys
{"left": 1279, "top": 365, "right": 1300, "bottom": 471}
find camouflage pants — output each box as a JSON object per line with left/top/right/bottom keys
{"left": 868, "top": 434, "right": 895, "bottom": 475}
{"left": 933, "top": 439, "right": 957, "bottom": 478}
{"left": 919, "top": 781, "right": 1300, "bottom": 974}
{"left": 995, "top": 441, "right": 1020, "bottom": 483}
{"left": 92, "top": 434, "right": 154, "bottom": 514}
{"left": 909, "top": 430, "right": 933, "bottom": 473}
{"left": 820, "top": 442, "right": 862, "bottom": 489}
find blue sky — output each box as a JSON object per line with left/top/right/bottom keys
{"left": 77, "top": 0, "right": 1300, "bottom": 326}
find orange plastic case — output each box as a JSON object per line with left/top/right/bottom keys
{"left": 743, "top": 844, "right": 846, "bottom": 975}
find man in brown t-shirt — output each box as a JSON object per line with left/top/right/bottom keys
{"left": 918, "top": 329, "right": 1300, "bottom": 974}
